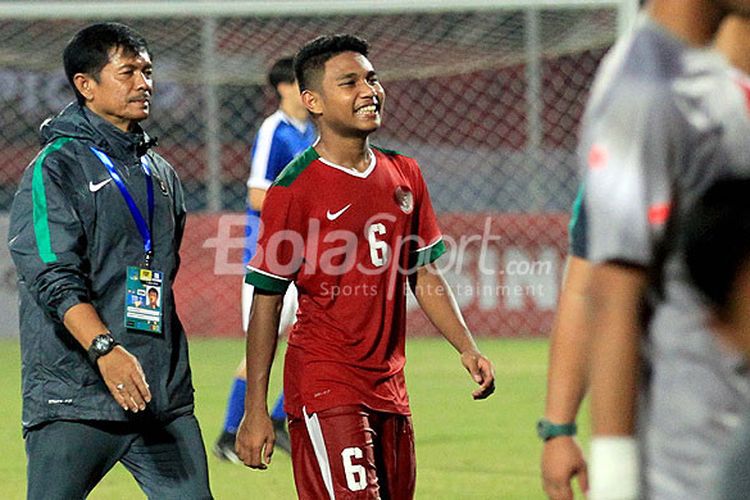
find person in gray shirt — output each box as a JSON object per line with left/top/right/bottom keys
{"left": 583, "top": 1, "right": 750, "bottom": 498}
{"left": 684, "top": 176, "right": 750, "bottom": 500}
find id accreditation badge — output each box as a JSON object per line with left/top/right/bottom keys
{"left": 125, "top": 266, "right": 163, "bottom": 333}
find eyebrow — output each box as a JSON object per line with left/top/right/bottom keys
{"left": 335, "top": 72, "right": 359, "bottom": 81}
{"left": 117, "top": 62, "right": 152, "bottom": 71}
{"left": 335, "top": 70, "right": 377, "bottom": 81}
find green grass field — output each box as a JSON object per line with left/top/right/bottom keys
{"left": 0, "top": 337, "right": 588, "bottom": 499}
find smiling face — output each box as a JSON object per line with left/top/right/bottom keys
{"left": 302, "top": 51, "right": 385, "bottom": 138}
{"left": 75, "top": 46, "right": 153, "bottom": 131}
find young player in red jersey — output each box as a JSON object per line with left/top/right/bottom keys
{"left": 235, "top": 34, "right": 495, "bottom": 498}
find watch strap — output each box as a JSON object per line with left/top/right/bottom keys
{"left": 537, "top": 418, "right": 577, "bottom": 441}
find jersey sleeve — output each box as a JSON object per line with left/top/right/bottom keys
{"left": 409, "top": 162, "right": 446, "bottom": 267}
{"left": 245, "top": 185, "right": 303, "bottom": 293}
{"left": 247, "top": 120, "right": 286, "bottom": 191}
{"left": 582, "top": 83, "right": 680, "bottom": 266}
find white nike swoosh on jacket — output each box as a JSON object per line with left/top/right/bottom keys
{"left": 88, "top": 179, "right": 112, "bottom": 192}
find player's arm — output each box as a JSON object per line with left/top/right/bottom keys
{"left": 541, "top": 255, "right": 591, "bottom": 500}
{"left": 579, "top": 79, "right": 679, "bottom": 498}
{"left": 409, "top": 263, "right": 495, "bottom": 400}
{"left": 589, "top": 262, "right": 646, "bottom": 434}
{"left": 236, "top": 290, "right": 284, "bottom": 470}
{"left": 248, "top": 187, "right": 267, "bottom": 211}
{"left": 588, "top": 261, "right": 647, "bottom": 498}
{"left": 236, "top": 183, "right": 297, "bottom": 469}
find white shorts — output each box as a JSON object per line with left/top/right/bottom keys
{"left": 241, "top": 280, "right": 298, "bottom": 335}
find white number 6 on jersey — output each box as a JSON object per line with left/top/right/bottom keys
{"left": 341, "top": 446, "right": 367, "bottom": 491}
{"left": 367, "top": 223, "right": 389, "bottom": 267}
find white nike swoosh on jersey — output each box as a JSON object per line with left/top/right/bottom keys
{"left": 326, "top": 204, "right": 352, "bottom": 221}
{"left": 88, "top": 178, "right": 112, "bottom": 192}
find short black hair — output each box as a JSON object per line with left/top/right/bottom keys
{"left": 293, "top": 34, "right": 369, "bottom": 92}
{"left": 268, "top": 56, "right": 295, "bottom": 98}
{"left": 269, "top": 56, "right": 295, "bottom": 88}
{"left": 63, "top": 22, "right": 151, "bottom": 105}
{"left": 684, "top": 177, "right": 750, "bottom": 316}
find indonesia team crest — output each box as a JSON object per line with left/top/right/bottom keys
{"left": 394, "top": 186, "right": 414, "bottom": 214}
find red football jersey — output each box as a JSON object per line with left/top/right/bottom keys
{"left": 246, "top": 146, "right": 445, "bottom": 418}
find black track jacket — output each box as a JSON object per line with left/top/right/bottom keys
{"left": 8, "top": 103, "right": 194, "bottom": 429}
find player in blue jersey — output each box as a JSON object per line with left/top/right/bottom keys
{"left": 213, "top": 56, "right": 316, "bottom": 461}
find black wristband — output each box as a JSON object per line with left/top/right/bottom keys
{"left": 87, "top": 332, "right": 118, "bottom": 365}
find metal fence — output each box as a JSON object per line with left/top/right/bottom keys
{"left": 0, "top": 1, "right": 634, "bottom": 336}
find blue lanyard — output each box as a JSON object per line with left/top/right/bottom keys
{"left": 89, "top": 147, "right": 155, "bottom": 267}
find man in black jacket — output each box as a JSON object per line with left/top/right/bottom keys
{"left": 8, "top": 22, "right": 212, "bottom": 499}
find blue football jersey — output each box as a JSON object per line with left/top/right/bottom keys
{"left": 245, "top": 110, "right": 316, "bottom": 263}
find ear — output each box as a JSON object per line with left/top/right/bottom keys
{"left": 73, "top": 73, "right": 95, "bottom": 102}
{"left": 300, "top": 89, "right": 322, "bottom": 115}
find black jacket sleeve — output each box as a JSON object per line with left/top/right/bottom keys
{"left": 8, "top": 143, "right": 91, "bottom": 322}
{"left": 172, "top": 167, "right": 187, "bottom": 261}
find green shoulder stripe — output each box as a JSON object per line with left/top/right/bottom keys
{"left": 273, "top": 147, "right": 319, "bottom": 188}
{"left": 245, "top": 269, "right": 290, "bottom": 294}
{"left": 568, "top": 183, "right": 585, "bottom": 236}
{"left": 372, "top": 145, "right": 411, "bottom": 158}
{"left": 412, "top": 239, "right": 447, "bottom": 268}
{"left": 32, "top": 137, "right": 73, "bottom": 264}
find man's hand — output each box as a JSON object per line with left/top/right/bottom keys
{"left": 97, "top": 346, "right": 151, "bottom": 412}
{"left": 62, "top": 303, "right": 150, "bottom": 412}
{"left": 236, "top": 411, "right": 276, "bottom": 470}
{"left": 541, "top": 436, "right": 588, "bottom": 500}
{"left": 460, "top": 350, "right": 495, "bottom": 399}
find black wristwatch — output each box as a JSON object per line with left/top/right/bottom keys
{"left": 537, "top": 418, "right": 577, "bottom": 441}
{"left": 87, "top": 332, "right": 118, "bottom": 364}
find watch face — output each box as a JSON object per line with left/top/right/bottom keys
{"left": 94, "top": 335, "right": 112, "bottom": 353}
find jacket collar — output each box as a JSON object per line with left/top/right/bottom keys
{"left": 82, "top": 107, "right": 156, "bottom": 160}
